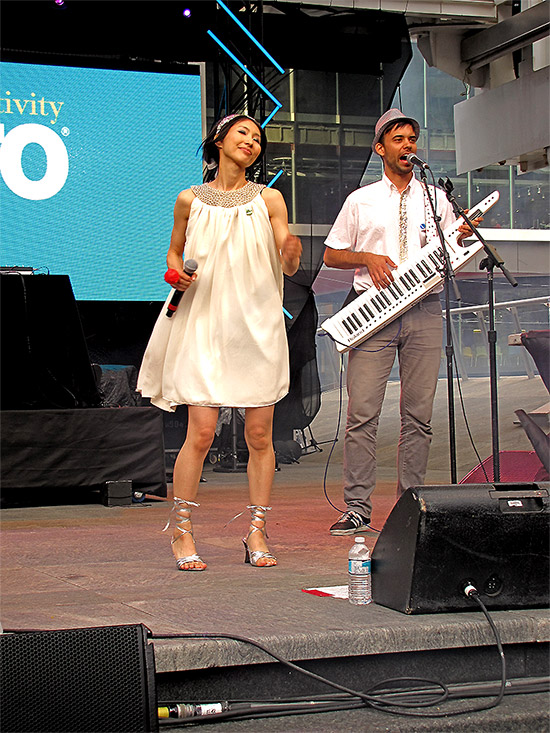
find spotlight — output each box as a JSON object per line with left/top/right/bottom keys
{"left": 183, "top": 8, "right": 191, "bottom": 17}
{"left": 54, "top": 0, "right": 65, "bottom": 6}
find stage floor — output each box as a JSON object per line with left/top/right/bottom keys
{"left": 1, "top": 376, "right": 549, "bottom": 731}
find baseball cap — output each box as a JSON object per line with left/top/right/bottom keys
{"left": 372, "top": 108, "right": 420, "bottom": 151}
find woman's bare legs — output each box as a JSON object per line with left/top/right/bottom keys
{"left": 243, "top": 405, "right": 277, "bottom": 566}
{"left": 171, "top": 405, "right": 219, "bottom": 569}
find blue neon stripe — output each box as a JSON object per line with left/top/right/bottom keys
{"left": 261, "top": 105, "right": 281, "bottom": 128}
{"left": 207, "top": 30, "right": 282, "bottom": 127}
{"left": 267, "top": 169, "right": 284, "bottom": 188}
{"left": 283, "top": 306, "right": 293, "bottom": 319}
{"left": 217, "top": 0, "right": 285, "bottom": 75}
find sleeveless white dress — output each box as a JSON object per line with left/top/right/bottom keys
{"left": 137, "top": 182, "right": 289, "bottom": 411}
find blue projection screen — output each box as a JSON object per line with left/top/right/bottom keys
{"left": 0, "top": 62, "right": 203, "bottom": 300}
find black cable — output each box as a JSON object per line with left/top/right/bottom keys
{"left": 161, "top": 676, "right": 549, "bottom": 710}
{"left": 466, "top": 588, "right": 507, "bottom": 709}
{"left": 322, "top": 352, "right": 346, "bottom": 514}
{"left": 159, "top": 676, "right": 550, "bottom": 728}
{"left": 322, "top": 323, "right": 402, "bottom": 530}
{"left": 363, "top": 586, "right": 507, "bottom": 720}
{"left": 320, "top": 352, "right": 382, "bottom": 532}
{"left": 452, "top": 348, "right": 491, "bottom": 482}
{"left": 158, "top": 699, "right": 368, "bottom": 726}
{"left": 153, "top": 631, "right": 376, "bottom": 703}
{"left": 152, "top": 598, "right": 509, "bottom": 724}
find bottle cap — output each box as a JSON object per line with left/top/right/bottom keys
{"left": 355, "top": 537, "right": 365, "bottom": 543}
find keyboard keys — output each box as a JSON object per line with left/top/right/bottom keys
{"left": 358, "top": 306, "right": 371, "bottom": 322}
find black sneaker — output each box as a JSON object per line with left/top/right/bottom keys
{"left": 329, "top": 511, "right": 370, "bottom": 535}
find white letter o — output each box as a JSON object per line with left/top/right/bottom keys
{"left": 0, "top": 123, "right": 69, "bottom": 201}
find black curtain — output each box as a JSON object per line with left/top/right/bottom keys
{"left": 273, "top": 231, "right": 324, "bottom": 441}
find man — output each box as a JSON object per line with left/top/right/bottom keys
{"left": 324, "top": 108, "right": 476, "bottom": 535}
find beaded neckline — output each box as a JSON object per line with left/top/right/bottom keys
{"left": 191, "top": 181, "right": 264, "bottom": 208}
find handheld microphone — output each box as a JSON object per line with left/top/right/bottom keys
{"left": 165, "top": 259, "right": 198, "bottom": 318}
{"left": 405, "top": 153, "right": 430, "bottom": 170}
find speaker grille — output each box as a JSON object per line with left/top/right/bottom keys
{"left": 0, "top": 624, "right": 157, "bottom": 732}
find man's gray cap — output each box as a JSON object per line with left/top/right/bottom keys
{"left": 372, "top": 108, "right": 420, "bottom": 151}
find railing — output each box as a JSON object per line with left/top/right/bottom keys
{"left": 316, "top": 295, "right": 549, "bottom": 390}
{"left": 446, "top": 296, "right": 549, "bottom": 381}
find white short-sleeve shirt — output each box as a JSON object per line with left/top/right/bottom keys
{"left": 325, "top": 174, "right": 456, "bottom": 293}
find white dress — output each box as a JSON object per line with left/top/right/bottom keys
{"left": 137, "top": 181, "right": 289, "bottom": 411}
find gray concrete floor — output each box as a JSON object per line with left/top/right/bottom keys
{"left": 1, "top": 375, "right": 548, "bottom": 731}
{"left": 1, "top": 375, "right": 547, "bottom": 634}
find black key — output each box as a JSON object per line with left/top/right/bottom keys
{"left": 404, "top": 272, "right": 415, "bottom": 287}
{"left": 364, "top": 303, "right": 375, "bottom": 318}
{"left": 393, "top": 281, "right": 404, "bottom": 296}
{"left": 372, "top": 297, "right": 383, "bottom": 313}
{"left": 351, "top": 312, "right": 362, "bottom": 328}
{"left": 400, "top": 275, "right": 412, "bottom": 291}
{"left": 343, "top": 320, "right": 354, "bottom": 335}
{"left": 358, "top": 306, "right": 371, "bottom": 322}
{"left": 410, "top": 269, "right": 420, "bottom": 284}
{"left": 387, "top": 283, "right": 398, "bottom": 299}
{"left": 417, "top": 261, "right": 427, "bottom": 277}
{"left": 421, "top": 258, "right": 433, "bottom": 274}
{"left": 346, "top": 317, "right": 358, "bottom": 331}
{"left": 380, "top": 290, "right": 391, "bottom": 306}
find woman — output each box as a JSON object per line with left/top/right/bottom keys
{"left": 138, "top": 114, "right": 302, "bottom": 570}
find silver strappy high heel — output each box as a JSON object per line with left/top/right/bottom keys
{"left": 164, "top": 497, "right": 206, "bottom": 571}
{"left": 242, "top": 505, "right": 277, "bottom": 567}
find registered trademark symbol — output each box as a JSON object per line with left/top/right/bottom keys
{"left": 61, "top": 127, "right": 70, "bottom": 137}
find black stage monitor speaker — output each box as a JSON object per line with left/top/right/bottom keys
{"left": 371, "top": 483, "right": 550, "bottom": 614}
{"left": 0, "top": 624, "right": 158, "bottom": 732}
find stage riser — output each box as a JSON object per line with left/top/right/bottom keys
{"left": 156, "top": 641, "right": 549, "bottom": 702}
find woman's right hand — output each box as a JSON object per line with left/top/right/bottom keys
{"left": 172, "top": 268, "right": 197, "bottom": 292}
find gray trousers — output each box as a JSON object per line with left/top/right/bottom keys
{"left": 343, "top": 295, "right": 443, "bottom": 519}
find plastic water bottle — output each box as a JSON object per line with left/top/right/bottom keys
{"left": 348, "top": 537, "right": 372, "bottom": 605}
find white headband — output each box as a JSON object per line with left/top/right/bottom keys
{"left": 215, "top": 114, "right": 258, "bottom": 137}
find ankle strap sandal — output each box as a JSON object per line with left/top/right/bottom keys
{"left": 163, "top": 497, "right": 206, "bottom": 571}
{"left": 242, "top": 505, "right": 277, "bottom": 567}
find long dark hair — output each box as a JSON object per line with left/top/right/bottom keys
{"left": 200, "top": 114, "right": 267, "bottom": 183}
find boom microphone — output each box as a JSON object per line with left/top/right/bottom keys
{"left": 405, "top": 153, "right": 430, "bottom": 170}
{"left": 165, "top": 259, "right": 198, "bottom": 317}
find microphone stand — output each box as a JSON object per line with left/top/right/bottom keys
{"left": 439, "top": 178, "right": 518, "bottom": 483}
{"left": 417, "top": 166, "right": 461, "bottom": 484}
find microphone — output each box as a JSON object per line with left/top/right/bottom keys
{"left": 405, "top": 153, "right": 430, "bottom": 170}
{"left": 165, "top": 259, "right": 198, "bottom": 318}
